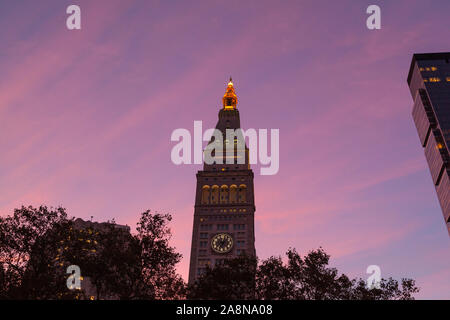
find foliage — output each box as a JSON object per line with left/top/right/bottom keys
{"left": 0, "top": 206, "right": 419, "bottom": 300}
{"left": 189, "top": 248, "right": 419, "bottom": 300}
{"left": 188, "top": 253, "right": 257, "bottom": 299}
{"left": 0, "top": 206, "right": 184, "bottom": 300}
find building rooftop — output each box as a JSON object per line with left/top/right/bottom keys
{"left": 73, "top": 218, "right": 130, "bottom": 233}
{"left": 407, "top": 52, "right": 450, "bottom": 85}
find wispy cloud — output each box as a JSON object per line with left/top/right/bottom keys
{"left": 0, "top": 0, "right": 449, "bottom": 297}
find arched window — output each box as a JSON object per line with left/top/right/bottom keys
{"left": 220, "top": 185, "right": 229, "bottom": 204}
{"left": 238, "top": 184, "right": 247, "bottom": 203}
{"left": 229, "top": 185, "right": 238, "bottom": 204}
{"left": 211, "top": 185, "right": 219, "bottom": 204}
{"left": 201, "top": 185, "right": 210, "bottom": 204}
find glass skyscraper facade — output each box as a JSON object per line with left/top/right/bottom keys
{"left": 408, "top": 52, "right": 450, "bottom": 236}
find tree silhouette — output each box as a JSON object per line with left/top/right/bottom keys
{"left": 189, "top": 248, "right": 419, "bottom": 300}
{"left": 1, "top": 206, "right": 419, "bottom": 300}
{"left": 0, "top": 206, "right": 184, "bottom": 300}
{"left": 188, "top": 253, "right": 257, "bottom": 299}
{"left": 0, "top": 206, "right": 73, "bottom": 299}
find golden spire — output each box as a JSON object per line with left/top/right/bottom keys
{"left": 223, "top": 76, "right": 237, "bottom": 110}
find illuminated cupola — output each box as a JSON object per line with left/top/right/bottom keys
{"left": 222, "top": 77, "right": 238, "bottom": 110}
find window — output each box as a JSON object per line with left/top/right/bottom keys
{"left": 421, "top": 67, "right": 437, "bottom": 72}
{"left": 211, "top": 185, "right": 219, "bottom": 204}
{"left": 236, "top": 249, "right": 246, "bottom": 255}
{"left": 446, "top": 77, "right": 450, "bottom": 82}
{"left": 200, "top": 233, "right": 208, "bottom": 239}
{"left": 220, "top": 185, "right": 229, "bottom": 203}
{"left": 198, "top": 259, "right": 211, "bottom": 266}
{"left": 237, "top": 240, "right": 245, "bottom": 247}
{"left": 229, "top": 185, "right": 238, "bottom": 203}
{"left": 199, "top": 249, "right": 207, "bottom": 255}
{"left": 234, "top": 224, "right": 245, "bottom": 230}
{"left": 201, "top": 185, "right": 210, "bottom": 204}
{"left": 217, "top": 224, "right": 229, "bottom": 231}
{"left": 238, "top": 184, "right": 247, "bottom": 203}
{"left": 197, "top": 268, "right": 206, "bottom": 276}
{"left": 429, "top": 77, "right": 441, "bottom": 82}
{"left": 215, "top": 259, "right": 226, "bottom": 266}
{"left": 200, "top": 224, "right": 212, "bottom": 231}
{"left": 199, "top": 241, "right": 207, "bottom": 247}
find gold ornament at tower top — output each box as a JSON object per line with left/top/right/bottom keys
{"left": 223, "top": 77, "right": 237, "bottom": 110}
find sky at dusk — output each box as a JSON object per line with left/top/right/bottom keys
{"left": 0, "top": 0, "right": 449, "bottom": 299}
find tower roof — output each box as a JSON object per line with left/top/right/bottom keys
{"left": 223, "top": 77, "right": 238, "bottom": 110}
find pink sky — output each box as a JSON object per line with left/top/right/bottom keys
{"left": 0, "top": 0, "right": 449, "bottom": 299}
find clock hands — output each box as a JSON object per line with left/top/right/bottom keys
{"left": 211, "top": 233, "right": 233, "bottom": 253}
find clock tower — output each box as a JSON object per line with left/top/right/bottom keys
{"left": 188, "top": 78, "right": 256, "bottom": 284}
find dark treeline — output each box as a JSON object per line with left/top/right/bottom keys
{"left": 0, "top": 206, "right": 418, "bottom": 300}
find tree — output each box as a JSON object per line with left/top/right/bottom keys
{"left": 0, "top": 206, "right": 74, "bottom": 299}
{"left": 188, "top": 253, "right": 257, "bottom": 300}
{"left": 1, "top": 206, "right": 419, "bottom": 300}
{"left": 134, "top": 210, "right": 185, "bottom": 299}
{"left": 189, "top": 248, "right": 419, "bottom": 300}
{"left": 0, "top": 206, "right": 185, "bottom": 300}
{"left": 256, "top": 248, "right": 355, "bottom": 300}
{"left": 258, "top": 248, "right": 419, "bottom": 300}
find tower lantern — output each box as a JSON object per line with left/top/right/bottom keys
{"left": 223, "top": 77, "right": 238, "bottom": 110}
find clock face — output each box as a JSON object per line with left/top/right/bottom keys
{"left": 211, "top": 233, "right": 233, "bottom": 254}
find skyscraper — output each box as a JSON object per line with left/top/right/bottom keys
{"left": 407, "top": 52, "right": 450, "bottom": 236}
{"left": 188, "top": 79, "right": 256, "bottom": 284}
